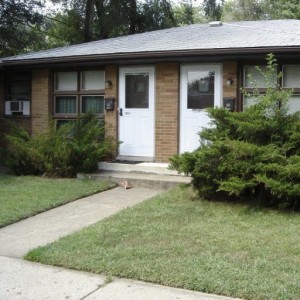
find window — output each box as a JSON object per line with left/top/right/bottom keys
{"left": 81, "top": 95, "right": 104, "bottom": 114}
{"left": 55, "top": 96, "right": 77, "bottom": 114}
{"left": 125, "top": 73, "right": 149, "bottom": 109}
{"left": 55, "top": 72, "right": 77, "bottom": 91}
{"left": 282, "top": 65, "right": 300, "bottom": 88}
{"left": 242, "top": 64, "right": 300, "bottom": 113}
{"left": 187, "top": 71, "right": 215, "bottom": 109}
{"left": 53, "top": 70, "right": 105, "bottom": 122}
{"left": 81, "top": 71, "right": 105, "bottom": 90}
{"left": 5, "top": 73, "right": 31, "bottom": 116}
{"left": 7, "top": 74, "right": 31, "bottom": 101}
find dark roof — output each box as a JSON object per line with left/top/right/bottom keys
{"left": 2, "top": 20, "right": 300, "bottom": 65}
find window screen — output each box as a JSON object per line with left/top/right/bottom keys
{"left": 283, "top": 66, "right": 300, "bottom": 88}
{"left": 55, "top": 72, "right": 77, "bottom": 91}
{"left": 81, "top": 95, "right": 104, "bottom": 114}
{"left": 81, "top": 71, "right": 105, "bottom": 90}
{"left": 55, "top": 96, "right": 77, "bottom": 114}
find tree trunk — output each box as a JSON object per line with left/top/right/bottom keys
{"left": 129, "top": 0, "right": 138, "bottom": 34}
{"left": 84, "top": 0, "right": 95, "bottom": 42}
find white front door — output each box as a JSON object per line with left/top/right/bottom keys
{"left": 118, "top": 66, "right": 155, "bottom": 159}
{"left": 180, "top": 64, "right": 222, "bottom": 153}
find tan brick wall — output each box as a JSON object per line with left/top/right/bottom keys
{"left": 104, "top": 65, "right": 118, "bottom": 158}
{"left": 0, "top": 72, "right": 32, "bottom": 148}
{"left": 0, "top": 72, "right": 4, "bottom": 115}
{"left": 31, "top": 69, "right": 50, "bottom": 134}
{"left": 223, "top": 61, "right": 238, "bottom": 110}
{"left": 155, "top": 63, "right": 179, "bottom": 162}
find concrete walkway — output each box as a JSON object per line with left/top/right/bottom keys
{"left": 0, "top": 187, "right": 239, "bottom": 300}
{"left": 0, "top": 187, "right": 162, "bottom": 258}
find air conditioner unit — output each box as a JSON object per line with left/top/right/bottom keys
{"left": 5, "top": 101, "right": 30, "bottom": 116}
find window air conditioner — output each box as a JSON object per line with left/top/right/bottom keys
{"left": 5, "top": 101, "right": 30, "bottom": 116}
{"left": 10, "top": 101, "right": 23, "bottom": 112}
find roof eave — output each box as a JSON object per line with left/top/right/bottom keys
{"left": 2, "top": 46, "right": 300, "bottom": 67}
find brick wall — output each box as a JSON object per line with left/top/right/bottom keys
{"left": 0, "top": 72, "right": 31, "bottom": 148}
{"left": 155, "top": 63, "right": 179, "bottom": 162}
{"left": 223, "top": 61, "right": 238, "bottom": 110}
{"left": 0, "top": 72, "right": 4, "bottom": 115}
{"left": 104, "top": 65, "right": 118, "bottom": 158}
{"left": 31, "top": 69, "right": 50, "bottom": 134}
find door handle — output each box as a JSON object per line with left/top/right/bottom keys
{"left": 119, "top": 108, "right": 123, "bottom": 116}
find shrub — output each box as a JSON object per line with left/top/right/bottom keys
{"left": 170, "top": 54, "right": 300, "bottom": 209}
{"left": 2, "top": 114, "right": 117, "bottom": 177}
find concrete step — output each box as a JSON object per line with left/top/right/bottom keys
{"left": 97, "top": 162, "right": 179, "bottom": 176}
{"left": 79, "top": 171, "right": 191, "bottom": 190}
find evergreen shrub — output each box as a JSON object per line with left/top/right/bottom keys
{"left": 2, "top": 114, "right": 117, "bottom": 177}
{"left": 170, "top": 54, "right": 300, "bottom": 209}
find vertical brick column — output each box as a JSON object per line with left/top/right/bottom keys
{"left": 223, "top": 61, "right": 238, "bottom": 110}
{"left": 155, "top": 63, "right": 179, "bottom": 162}
{"left": 0, "top": 72, "right": 4, "bottom": 115}
{"left": 104, "top": 65, "right": 118, "bottom": 158}
{"left": 0, "top": 73, "right": 5, "bottom": 147}
{"left": 31, "top": 69, "right": 50, "bottom": 134}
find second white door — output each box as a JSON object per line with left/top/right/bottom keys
{"left": 180, "top": 64, "right": 222, "bottom": 153}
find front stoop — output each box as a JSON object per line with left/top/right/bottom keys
{"left": 97, "top": 162, "right": 180, "bottom": 176}
{"left": 78, "top": 162, "right": 191, "bottom": 190}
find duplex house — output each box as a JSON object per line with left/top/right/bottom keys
{"left": 1, "top": 19, "right": 300, "bottom": 162}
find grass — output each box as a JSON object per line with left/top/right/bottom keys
{"left": 25, "top": 186, "right": 300, "bottom": 300}
{"left": 0, "top": 175, "right": 115, "bottom": 227}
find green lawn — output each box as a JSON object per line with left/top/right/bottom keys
{"left": 25, "top": 186, "right": 300, "bottom": 300}
{"left": 0, "top": 175, "right": 115, "bottom": 227}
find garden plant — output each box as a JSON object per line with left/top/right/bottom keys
{"left": 2, "top": 113, "right": 117, "bottom": 177}
{"left": 170, "top": 54, "right": 300, "bottom": 209}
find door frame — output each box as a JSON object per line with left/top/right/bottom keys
{"left": 180, "top": 64, "right": 223, "bottom": 153}
{"left": 118, "top": 65, "right": 155, "bottom": 160}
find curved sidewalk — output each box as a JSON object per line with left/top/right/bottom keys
{"left": 0, "top": 187, "right": 239, "bottom": 300}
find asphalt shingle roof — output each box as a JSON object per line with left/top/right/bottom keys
{"left": 3, "top": 20, "right": 300, "bottom": 63}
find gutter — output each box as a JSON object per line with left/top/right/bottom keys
{"left": 2, "top": 46, "right": 300, "bottom": 67}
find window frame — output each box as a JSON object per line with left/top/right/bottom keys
{"left": 282, "top": 65, "right": 300, "bottom": 93}
{"left": 80, "top": 94, "right": 105, "bottom": 115}
{"left": 80, "top": 70, "right": 105, "bottom": 91}
{"left": 4, "top": 72, "right": 32, "bottom": 117}
{"left": 54, "top": 95, "right": 78, "bottom": 117}
{"left": 52, "top": 69, "right": 105, "bottom": 121}
{"left": 241, "top": 63, "right": 300, "bottom": 112}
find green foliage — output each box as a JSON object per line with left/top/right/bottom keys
{"left": 0, "top": 175, "right": 115, "bottom": 228}
{"left": 270, "top": 0, "right": 300, "bottom": 19}
{"left": 170, "top": 54, "right": 300, "bottom": 209}
{"left": 25, "top": 186, "right": 300, "bottom": 300}
{"left": 0, "top": 0, "right": 45, "bottom": 56}
{"left": 2, "top": 114, "right": 117, "bottom": 177}
{"left": 173, "top": 1, "right": 206, "bottom": 25}
{"left": 203, "top": 0, "right": 224, "bottom": 21}
{"left": 221, "top": 0, "right": 300, "bottom": 21}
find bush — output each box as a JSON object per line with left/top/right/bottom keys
{"left": 2, "top": 114, "right": 117, "bottom": 177}
{"left": 170, "top": 54, "right": 300, "bottom": 209}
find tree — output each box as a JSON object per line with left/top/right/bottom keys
{"left": 0, "top": 0, "right": 45, "bottom": 57}
{"left": 170, "top": 54, "right": 300, "bottom": 209}
{"left": 221, "top": 0, "right": 299, "bottom": 22}
{"left": 222, "top": 0, "right": 268, "bottom": 21}
{"left": 267, "top": 0, "right": 300, "bottom": 19}
{"left": 173, "top": 0, "right": 207, "bottom": 25}
{"left": 43, "top": 10, "right": 84, "bottom": 47}
{"left": 139, "top": 0, "right": 176, "bottom": 32}
{"left": 46, "top": 0, "right": 175, "bottom": 44}
{"left": 203, "top": 0, "right": 224, "bottom": 21}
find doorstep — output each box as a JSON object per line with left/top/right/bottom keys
{"left": 79, "top": 162, "right": 190, "bottom": 190}
{"left": 97, "top": 161, "right": 180, "bottom": 176}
